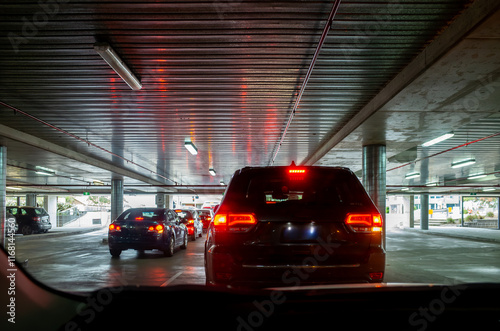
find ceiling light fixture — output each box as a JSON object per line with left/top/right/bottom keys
{"left": 425, "top": 182, "right": 438, "bottom": 187}
{"left": 184, "top": 139, "right": 198, "bottom": 155}
{"left": 483, "top": 187, "right": 496, "bottom": 192}
{"left": 209, "top": 168, "right": 216, "bottom": 176}
{"left": 451, "top": 158, "right": 476, "bottom": 169}
{"left": 405, "top": 172, "right": 420, "bottom": 180}
{"left": 6, "top": 187, "right": 22, "bottom": 191}
{"left": 422, "top": 132, "right": 454, "bottom": 147}
{"left": 36, "top": 170, "right": 53, "bottom": 176}
{"left": 468, "top": 174, "right": 487, "bottom": 180}
{"left": 94, "top": 42, "right": 142, "bottom": 90}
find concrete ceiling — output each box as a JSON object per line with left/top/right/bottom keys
{"left": 0, "top": 0, "right": 499, "bottom": 196}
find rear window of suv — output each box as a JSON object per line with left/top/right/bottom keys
{"left": 228, "top": 167, "right": 372, "bottom": 207}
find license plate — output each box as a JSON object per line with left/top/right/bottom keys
{"left": 280, "top": 223, "right": 319, "bottom": 243}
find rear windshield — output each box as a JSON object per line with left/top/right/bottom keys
{"left": 230, "top": 168, "right": 372, "bottom": 207}
{"left": 117, "top": 209, "right": 164, "bottom": 222}
{"left": 175, "top": 210, "right": 194, "bottom": 219}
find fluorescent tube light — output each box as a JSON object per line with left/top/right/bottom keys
{"left": 422, "top": 132, "right": 454, "bottom": 147}
{"left": 36, "top": 170, "right": 53, "bottom": 176}
{"left": 184, "top": 140, "right": 198, "bottom": 155}
{"left": 468, "top": 174, "right": 486, "bottom": 180}
{"left": 209, "top": 168, "right": 216, "bottom": 176}
{"left": 94, "top": 42, "right": 142, "bottom": 90}
{"left": 405, "top": 172, "right": 420, "bottom": 180}
{"left": 483, "top": 187, "right": 496, "bottom": 192}
{"left": 6, "top": 187, "right": 22, "bottom": 191}
{"left": 451, "top": 158, "right": 476, "bottom": 168}
{"left": 425, "top": 182, "right": 438, "bottom": 187}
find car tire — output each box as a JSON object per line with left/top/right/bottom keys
{"left": 21, "top": 225, "right": 33, "bottom": 235}
{"left": 164, "top": 236, "right": 174, "bottom": 257}
{"left": 191, "top": 231, "right": 196, "bottom": 241}
{"left": 180, "top": 233, "right": 188, "bottom": 249}
{"left": 110, "top": 248, "right": 122, "bottom": 257}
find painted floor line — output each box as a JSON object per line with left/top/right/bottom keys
{"left": 161, "top": 271, "right": 183, "bottom": 287}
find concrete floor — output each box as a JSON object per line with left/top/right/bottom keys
{"left": 13, "top": 228, "right": 500, "bottom": 293}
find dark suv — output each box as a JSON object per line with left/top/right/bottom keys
{"left": 7, "top": 206, "right": 52, "bottom": 235}
{"left": 204, "top": 165, "right": 385, "bottom": 288}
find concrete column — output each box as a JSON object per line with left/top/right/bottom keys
{"left": 420, "top": 194, "right": 429, "bottom": 230}
{"left": 111, "top": 178, "right": 124, "bottom": 221}
{"left": 0, "top": 146, "right": 6, "bottom": 246}
{"left": 155, "top": 193, "right": 166, "bottom": 208}
{"left": 166, "top": 195, "right": 173, "bottom": 209}
{"left": 46, "top": 196, "right": 58, "bottom": 228}
{"left": 409, "top": 195, "right": 415, "bottom": 228}
{"left": 26, "top": 193, "right": 37, "bottom": 207}
{"left": 363, "top": 145, "right": 386, "bottom": 216}
{"left": 363, "top": 144, "right": 386, "bottom": 248}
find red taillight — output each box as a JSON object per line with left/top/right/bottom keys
{"left": 345, "top": 213, "right": 382, "bottom": 233}
{"left": 148, "top": 224, "right": 164, "bottom": 234}
{"left": 188, "top": 219, "right": 194, "bottom": 225}
{"left": 288, "top": 168, "right": 306, "bottom": 180}
{"left": 109, "top": 224, "right": 121, "bottom": 232}
{"left": 369, "top": 272, "right": 384, "bottom": 281}
{"left": 33, "top": 216, "right": 41, "bottom": 222}
{"left": 135, "top": 217, "right": 144, "bottom": 221}
{"left": 214, "top": 213, "right": 257, "bottom": 232}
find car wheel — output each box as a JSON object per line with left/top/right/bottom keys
{"left": 21, "top": 225, "right": 33, "bottom": 235}
{"left": 164, "top": 236, "right": 174, "bottom": 257}
{"left": 110, "top": 248, "right": 122, "bottom": 257}
{"left": 191, "top": 231, "right": 196, "bottom": 241}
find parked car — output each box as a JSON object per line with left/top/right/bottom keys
{"left": 6, "top": 206, "right": 52, "bottom": 235}
{"left": 174, "top": 209, "right": 203, "bottom": 241}
{"left": 108, "top": 208, "right": 188, "bottom": 257}
{"left": 205, "top": 165, "right": 385, "bottom": 287}
{"left": 197, "top": 208, "right": 213, "bottom": 230}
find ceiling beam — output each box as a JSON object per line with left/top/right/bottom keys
{"left": 0, "top": 123, "right": 173, "bottom": 190}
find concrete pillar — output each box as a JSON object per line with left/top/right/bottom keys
{"left": 155, "top": 193, "right": 166, "bottom": 208}
{"left": 26, "top": 193, "right": 37, "bottom": 207}
{"left": 363, "top": 144, "right": 386, "bottom": 248}
{"left": 363, "top": 145, "right": 386, "bottom": 215}
{"left": 166, "top": 195, "right": 173, "bottom": 209}
{"left": 0, "top": 146, "right": 6, "bottom": 246}
{"left": 111, "top": 178, "right": 124, "bottom": 221}
{"left": 409, "top": 195, "right": 415, "bottom": 228}
{"left": 420, "top": 194, "right": 429, "bottom": 230}
{"left": 46, "top": 196, "right": 58, "bottom": 228}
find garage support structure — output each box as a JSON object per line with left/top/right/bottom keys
{"left": 362, "top": 144, "right": 386, "bottom": 248}
{"left": 420, "top": 194, "right": 429, "bottom": 230}
{"left": 111, "top": 178, "right": 124, "bottom": 221}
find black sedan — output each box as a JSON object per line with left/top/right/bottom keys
{"left": 6, "top": 206, "right": 52, "bottom": 235}
{"left": 205, "top": 165, "right": 386, "bottom": 288}
{"left": 108, "top": 208, "right": 188, "bottom": 257}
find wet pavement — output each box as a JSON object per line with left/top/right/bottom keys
{"left": 11, "top": 226, "right": 500, "bottom": 292}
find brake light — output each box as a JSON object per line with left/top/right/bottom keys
{"left": 345, "top": 213, "right": 383, "bottom": 233}
{"left": 213, "top": 213, "right": 257, "bottom": 232}
{"left": 109, "top": 224, "right": 121, "bottom": 232}
{"left": 33, "top": 216, "right": 41, "bottom": 222}
{"left": 135, "top": 217, "right": 144, "bottom": 221}
{"left": 188, "top": 219, "right": 194, "bottom": 225}
{"left": 148, "top": 224, "right": 164, "bottom": 234}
